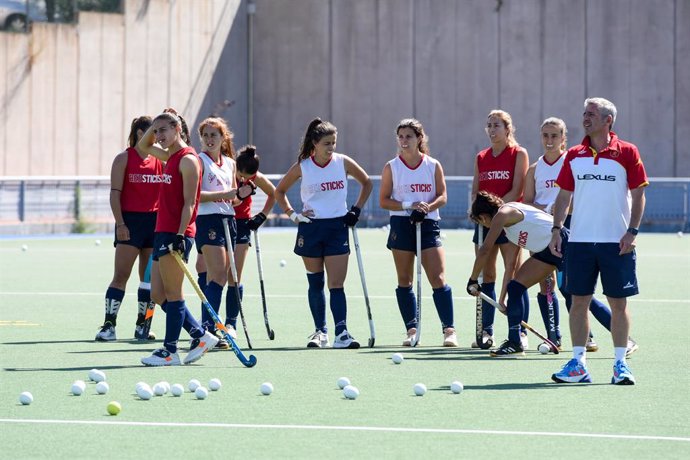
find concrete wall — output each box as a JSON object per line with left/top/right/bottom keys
{"left": 1, "top": 0, "right": 687, "bottom": 178}
{"left": 0, "top": 0, "right": 242, "bottom": 176}
{"left": 250, "top": 0, "right": 688, "bottom": 177}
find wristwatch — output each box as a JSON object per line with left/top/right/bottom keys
{"left": 627, "top": 227, "right": 639, "bottom": 236}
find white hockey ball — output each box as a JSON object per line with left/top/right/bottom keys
{"left": 450, "top": 381, "right": 464, "bottom": 394}
{"left": 538, "top": 343, "right": 551, "bottom": 354}
{"left": 343, "top": 385, "right": 360, "bottom": 400}
{"left": 336, "top": 377, "right": 351, "bottom": 389}
{"left": 188, "top": 379, "right": 201, "bottom": 392}
{"left": 208, "top": 378, "right": 222, "bottom": 391}
{"left": 195, "top": 386, "right": 209, "bottom": 400}
{"left": 391, "top": 353, "right": 404, "bottom": 364}
{"left": 19, "top": 391, "right": 33, "bottom": 405}
{"left": 260, "top": 382, "right": 273, "bottom": 395}
{"left": 95, "top": 382, "right": 110, "bottom": 395}
{"left": 171, "top": 384, "right": 184, "bottom": 397}
{"left": 413, "top": 383, "right": 427, "bottom": 396}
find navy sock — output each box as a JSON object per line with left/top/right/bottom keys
{"left": 104, "top": 287, "right": 125, "bottom": 326}
{"left": 481, "top": 282, "right": 496, "bottom": 336}
{"left": 202, "top": 281, "right": 223, "bottom": 330}
{"left": 506, "top": 280, "right": 527, "bottom": 344}
{"left": 432, "top": 285, "right": 454, "bottom": 330}
{"left": 590, "top": 297, "right": 612, "bottom": 331}
{"left": 329, "top": 287, "right": 347, "bottom": 335}
{"left": 182, "top": 301, "right": 204, "bottom": 339}
{"left": 163, "top": 300, "right": 185, "bottom": 353}
{"left": 307, "top": 272, "right": 327, "bottom": 333}
{"left": 395, "top": 286, "right": 417, "bottom": 330}
{"left": 537, "top": 292, "right": 561, "bottom": 341}
{"left": 136, "top": 287, "right": 151, "bottom": 324}
{"left": 522, "top": 289, "right": 530, "bottom": 323}
{"left": 225, "top": 284, "right": 240, "bottom": 328}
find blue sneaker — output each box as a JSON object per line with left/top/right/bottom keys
{"left": 611, "top": 360, "right": 636, "bottom": 385}
{"left": 551, "top": 359, "right": 592, "bottom": 383}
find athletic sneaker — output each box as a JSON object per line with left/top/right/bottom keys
{"left": 443, "top": 328, "right": 458, "bottom": 347}
{"left": 551, "top": 359, "right": 592, "bottom": 383}
{"left": 307, "top": 330, "right": 330, "bottom": 348}
{"left": 134, "top": 325, "right": 156, "bottom": 341}
{"left": 213, "top": 330, "right": 230, "bottom": 350}
{"left": 223, "top": 324, "right": 238, "bottom": 340}
{"left": 520, "top": 332, "right": 529, "bottom": 351}
{"left": 333, "top": 330, "right": 360, "bottom": 349}
{"left": 471, "top": 330, "right": 494, "bottom": 349}
{"left": 141, "top": 348, "right": 181, "bottom": 366}
{"left": 611, "top": 360, "right": 636, "bottom": 385}
{"left": 95, "top": 324, "right": 116, "bottom": 342}
{"left": 490, "top": 340, "right": 525, "bottom": 358}
{"left": 585, "top": 336, "right": 599, "bottom": 352}
{"left": 626, "top": 337, "right": 639, "bottom": 357}
{"left": 183, "top": 331, "right": 219, "bottom": 365}
{"left": 402, "top": 328, "right": 417, "bottom": 346}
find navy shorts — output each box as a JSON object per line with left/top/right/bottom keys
{"left": 114, "top": 211, "right": 157, "bottom": 249}
{"left": 294, "top": 217, "right": 350, "bottom": 258}
{"left": 235, "top": 218, "right": 251, "bottom": 245}
{"left": 532, "top": 228, "right": 569, "bottom": 270}
{"left": 565, "top": 242, "right": 639, "bottom": 298}
{"left": 153, "top": 232, "right": 194, "bottom": 262}
{"left": 194, "top": 214, "right": 236, "bottom": 253}
{"left": 386, "top": 216, "right": 441, "bottom": 252}
{"left": 472, "top": 222, "right": 509, "bottom": 245}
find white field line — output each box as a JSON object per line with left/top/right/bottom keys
{"left": 0, "top": 418, "right": 688, "bottom": 443}
{"left": 0, "top": 291, "right": 688, "bottom": 304}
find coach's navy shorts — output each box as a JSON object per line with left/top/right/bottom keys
{"left": 386, "top": 216, "right": 441, "bottom": 252}
{"left": 153, "top": 232, "right": 194, "bottom": 262}
{"left": 195, "top": 214, "right": 236, "bottom": 253}
{"left": 565, "top": 242, "right": 639, "bottom": 298}
{"left": 114, "top": 211, "right": 157, "bottom": 249}
{"left": 532, "top": 228, "right": 569, "bottom": 270}
{"left": 294, "top": 217, "right": 349, "bottom": 258}
{"left": 472, "top": 223, "right": 509, "bottom": 245}
{"left": 235, "top": 218, "right": 251, "bottom": 245}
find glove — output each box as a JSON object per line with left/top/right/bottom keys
{"left": 343, "top": 206, "right": 361, "bottom": 227}
{"left": 247, "top": 212, "right": 267, "bottom": 231}
{"left": 289, "top": 212, "right": 312, "bottom": 224}
{"left": 466, "top": 278, "right": 481, "bottom": 296}
{"left": 169, "top": 234, "right": 186, "bottom": 254}
{"left": 237, "top": 181, "right": 257, "bottom": 200}
{"left": 409, "top": 209, "right": 427, "bottom": 224}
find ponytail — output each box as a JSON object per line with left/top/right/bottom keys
{"left": 297, "top": 118, "right": 337, "bottom": 161}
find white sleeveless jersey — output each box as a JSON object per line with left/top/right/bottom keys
{"left": 299, "top": 153, "right": 348, "bottom": 219}
{"left": 501, "top": 202, "right": 553, "bottom": 252}
{"left": 198, "top": 152, "right": 235, "bottom": 216}
{"left": 533, "top": 154, "right": 565, "bottom": 206}
{"left": 388, "top": 154, "right": 440, "bottom": 221}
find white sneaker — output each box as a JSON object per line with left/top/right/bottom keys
{"left": 333, "top": 330, "right": 360, "bottom": 349}
{"left": 520, "top": 332, "right": 529, "bottom": 351}
{"left": 223, "top": 324, "right": 238, "bottom": 340}
{"left": 443, "top": 328, "right": 458, "bottom": 347}
{"left": 402, "top": 328, "right": 417, "bottom": 346}
{"left": 141, "top": 348, "right": 181, "bottom": 366}
{"left": 471, "top": 331, "right": 494, "bottom": 348}
{"left": 626, "top": 337, "right": 639, "bottom": 357}
{"left": 183, "top": 331, "right": 219, "bottom": 364}
{"left": 307, "top": 331, "right": 330, "bottom": 348}
{"left": 95, "top": 324, "right": 116, "bottom": 342}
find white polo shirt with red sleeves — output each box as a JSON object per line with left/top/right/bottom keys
{"left": 555, "top": 132, "right": 648, "bottom": 243}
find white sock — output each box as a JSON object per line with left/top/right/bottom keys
{"left": 614, "top": 347, "right": 627, "bottom": 363}
{"left": 573, "top": 346, "right": 586, "bottom": 364}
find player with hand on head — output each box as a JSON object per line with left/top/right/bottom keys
{"left": 275, "top": 118, "right": 373, "bottom": 349}
{"left": 227, "top": 145, "right": 276, "bottom": 335}
{"left": 136, "top": 109, "right": 219, "bottom": 366}
{"left": 471, "top": 110, "right": 529, "bottom": 348}
{"left": 192, "top": 118, "right": 254, "bottom": 349}
{"left": 549, "top": 97, "right": 648, "bottom": 385}
{"left": 524, "top": 117, "right": 638, "bottom": 355}
{"left": 467, "top": 191, "right": 569, "bottom": 357}
{"left": 96, "top": 116, "right": 162, "bottom": 342}
{"left": 379, "top": 118, "right": 456, "bottom": 347}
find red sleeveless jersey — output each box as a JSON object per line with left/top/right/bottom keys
{"left": 476, "top": 145, "right": 522, "bottom": 200}
{"left": 233, "top": 173, "right": 257, "bottom": 219}
{"left": 155, "top": 147, "right": 201, "bottom": 236}
{"left": 120, "top": 147, "right": 164, "bottom": 212}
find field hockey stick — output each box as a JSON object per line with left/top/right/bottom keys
{"left": 475, "top": 225, "right": 491, "bottom": 349}
{"left": 545, "top": 272, "right": 557, "bottom": 342}
{"left": 351, "top": 226, "right": 375, "bottom": 348}
{"left": 410, "top": 222, "right": 422, "bottom": 347}
{"left": 253, "top": 229, "right": 275, "bottom": 340}
{"left": 223, "top": 218, "right": 253, "bottom": 349}
{"left": 478, "top": 292, "right": 559, "bottom": 354}
{"left": 139, "top": 254, "right": 156, "bottom": 336}
{"left": 170, "top": 251, "right": 257, "bottom": 367}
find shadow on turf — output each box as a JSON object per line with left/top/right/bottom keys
{"left": 4, "top": 364, "right": 146, "bottom": 372}
{"left": 433, "top": 381, "right": 611, "bottom": 390}
{"left": 2, "top": 339, "right": 160, "bottom": 346}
